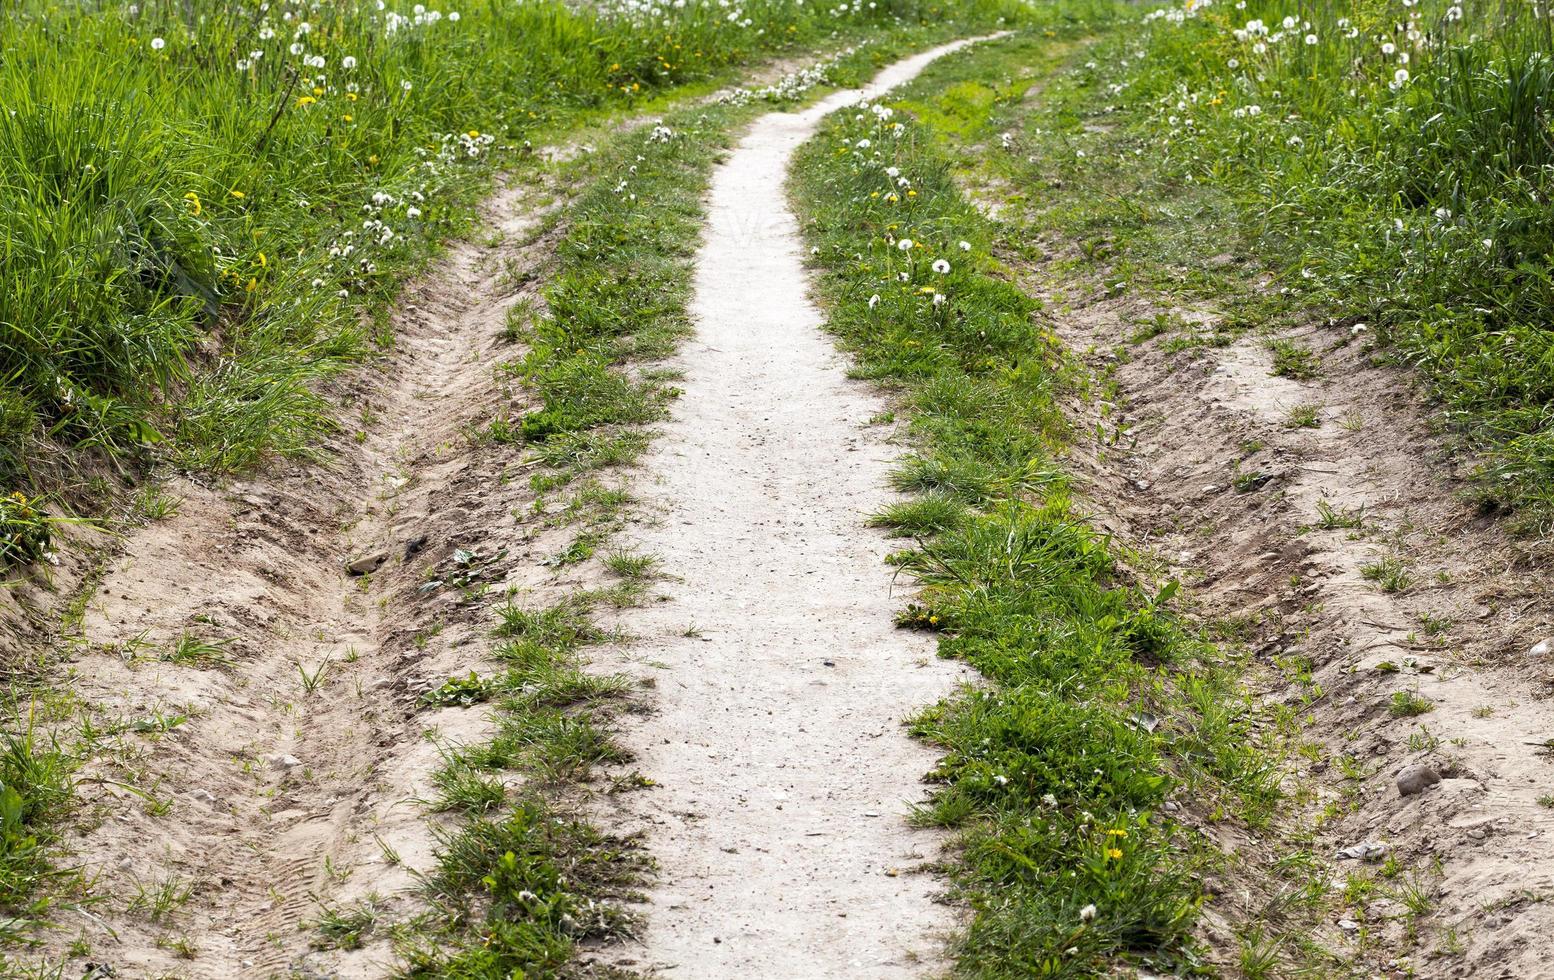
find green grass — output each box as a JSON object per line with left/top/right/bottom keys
{"left": 0, "top": 0, "right": 1020, "bottom": 563}
{"left": 793, "top": 53, "right": 1284, "bottom": 973}
{"left": 950, "top": 4, "right": 1554, "bottom": 531}
{"left": 1388, "top": 690, "right": 1435, "bottom": 719}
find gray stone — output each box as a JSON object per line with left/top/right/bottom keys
{"left": 1396, "top": 763, "right": 1442, "bottom": 796}
{"left": 346, "top": 552, "right": 387, "bottom": 576}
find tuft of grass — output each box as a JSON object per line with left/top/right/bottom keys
{"left": 310, "top": 896, "right": 383, "bottom": 951}
{"left": 1267, "top": 340, "right": 1322, "bottom": 381}
{"left": 163, "top": 632, "right": 232, "bottom": 668}
{"left": 1362, "top": 556, "right": 1413, "bottom": 594}
{"left": 1389, "top": 690, "right": 1435, "bottom": 719}
{"left": 1285, "top": 404, "right": 1322, "bottom": 429}
{"left": 1313, "top": 500, "right": 1365, "bottom": 530}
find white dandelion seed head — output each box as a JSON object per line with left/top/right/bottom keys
{"left": 151, "top": 36, "right": 166, "bottom": 50}
{"left": 932, "top": 259, "right": 950, "bottom": 274}
{"left": 897, "top": 238, "right": 913, "bottom": 251}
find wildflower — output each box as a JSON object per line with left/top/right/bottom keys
{"left": 257, "top": 252, "right": 267, "bottom": 267}
{"left": 183, "top": 192, "right": 201, "bottom": 216}
{"left": 151, "top": 37, "right": 165, "bottom": 50}
{"left": 296, "top": 95, "right": 316, "bottom": 106}
{"left": 229, "top": 190, "right": 245, "bottom": 199}
{"left": 931, "top": 259, "right": 950, "bottom": 274}
{"left": 897, "top": 238, "right": 913, "bottom": 251}
{"left": 1106, "top": 828, "right": 1128, "bottom": 838}
{"left": 1304, "top": 33, "right": 1317, "bottom": 44}
{"left": 868, "top": 294, "right": 880, "bottom": 309}
{"left": 448, "top": 11, "right": 460, "bottom": 20}
{"left": 1394, "top": 67, "right": 1410, "bottom": 85}
{"left": 932, "top": 293, "right": 946, "bottom": 306}
{"left": 1106, "top": 847, "right": 1124, "bottom": 860}
{"left": 1079, "top": 904, "right": 1097, "bottom": 922}
{"left": 343, "top": 56, "right": 358, "bottom": 69}
{"left": 402, "top": 80, "right": 413, "bottom": 92}
{"left": 993, "top": 773, "right": 1008, "bottom": 785}
{"left": 1382, "top": 41, "right": 1396, "bottom": 55}
{"left": 958, "top": 240, "right": 971, "bottom": 251}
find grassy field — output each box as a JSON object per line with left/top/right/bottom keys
{"left": 0, "top": 0, "right": 1016, "bottom": 557}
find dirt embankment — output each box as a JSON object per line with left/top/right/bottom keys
{"left": 1035, "top": 276, "right": 1554, "bottom": 976}
{"left": 9, "top": 166, "right": 593, "bottom": 975}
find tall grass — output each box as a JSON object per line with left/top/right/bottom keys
{"left": 0, "top": 0, "right": 986, "bottom": 556}
{"left": 1129, "top": 0, "right": 1554, "bottom": 527}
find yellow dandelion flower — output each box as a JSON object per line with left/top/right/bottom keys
{"left": 229, "top": 189, "right": 245, "bottom": 199}
{"left": 296, "top": 95, "right": 317, "bottom": 107}
{"left": 245, "top": 277, "right": 257, "bottom": 292}
{"left": 343, "top": 114, "right": 353, "bottom": 122}
{"left": 257, "top": 252, "right": 267, "bottom": 268}
{"left": 1106, "top": 847, "right": 1123, "bottom": 860}
{"left": 347, "top": 92, "right": 358, "bottom": 102}
{"left": 312, "top": 86, "right": 324, "bottom": 96}
{"left": 183, "top": 192, "right": 201, "bottom": 216}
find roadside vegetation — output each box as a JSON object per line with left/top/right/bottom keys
{"left": 908, "top": 1, "right": 1554, "bottom": 531}
{"left": 793, "top": 82, "right": 1283, "bottom": 974}
{"left": 0, "top": 0, "right": 1013, "bottom": 563}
